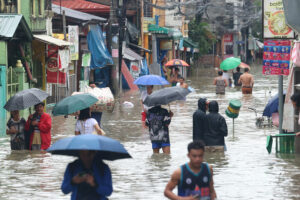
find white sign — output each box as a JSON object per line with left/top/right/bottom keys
{"left": 46, "top": 84, "right": 52, "bottom": 96}
{"left": 263, "top": 0, "right": 294, "bottom": 39}
{"left": 68, "top": 26, "right": 79, "bottom": 60}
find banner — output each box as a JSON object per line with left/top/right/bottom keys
{"left": 68, "top": 25, "right": 79, "bottom": 60}
{"left": 263, "top": 40, "right": 291, "bottom": 75}
{"left": 46, "top": 45, "right": 66, "bottom": 84}
{"left": 263, "top": 0, "right": 294, "bottom": 39}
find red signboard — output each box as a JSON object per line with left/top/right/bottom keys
{"left": 224, "top": 34, "right": 233, "bottom": 43}
{"left": 47, "top": 45, "right": 66, "bottom": 84}
{"left": 263, "top": 40, "right": 291, "bottom": 76}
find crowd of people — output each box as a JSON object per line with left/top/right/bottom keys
{"left": 8, "top": 63, "right": 300, "bottom": 200}
{"left": 214, "top": 67, "right": 254, "bottom": 95}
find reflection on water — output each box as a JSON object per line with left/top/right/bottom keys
{"left": 1, "top": 64, "right": 300, "bottom": 199}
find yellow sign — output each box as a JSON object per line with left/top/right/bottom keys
{"left": 263, "top": 0, "right": 294, "bottom": 39}
{"left": 143, "top": 17, "right": 155, "bottom": 33}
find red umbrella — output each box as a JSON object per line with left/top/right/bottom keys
{"left": 239, "top": 62, "right": 250, "bottom": 69}
{"left": 165, "top": 59, "right": 190, "bottom": 67}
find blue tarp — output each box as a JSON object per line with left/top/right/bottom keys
{"left": 87, "top": 24, "right": 113, "bottom": 69}
{"left": 263, "top": 92, "right": 286, "bottom": 117}
{"left": 140, "top": 59, "right": 149, "bottom": 76}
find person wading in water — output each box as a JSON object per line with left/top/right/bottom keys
{"left": 164, "top": 141, "right": 217, "bottom": 200}
{"left": 213, "top": 71, "right": 228, "bottom": 95}
{"left": 238, "top": 68, "right": 254, "bottom": 94}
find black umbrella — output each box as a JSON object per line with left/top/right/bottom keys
{"left": 143, "top": 87, "right": 190, "bottom": 107}
{"left": 4, "top": 88, "right": 49, "bottom": 111}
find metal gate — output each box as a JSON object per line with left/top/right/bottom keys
{"left": 0, "top": 66, "right": 7, "bottom": 136}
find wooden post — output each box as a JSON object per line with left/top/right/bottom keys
{"left": 62, "top": 10, "right": 66, "bottom": 40}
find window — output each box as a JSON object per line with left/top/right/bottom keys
{"left": 1, "top": 0, "right": 18, "bottom": 13}
{"left": 31, "top": 0, "right": 35, "bottom": 16}
{"left": 38, "top": 0, "right": 42, "bottom": 15}
{"left": 144, "top": 0, "right": 152, "bottom": 18}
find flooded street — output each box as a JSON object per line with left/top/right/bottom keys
{"left": 1, "top": 64, "right": 300, "bottom": 200}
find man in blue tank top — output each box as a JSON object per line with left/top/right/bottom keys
{"left": 164, "top": 141, "right": 216, "bottom": 200}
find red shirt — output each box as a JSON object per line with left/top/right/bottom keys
{"left": 25, "top": 112, "right": 52, "bottom": 150}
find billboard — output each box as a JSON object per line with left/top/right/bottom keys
{"left": 263, "top": 40, "right": 291, "bottom": 75}
{"left": 263, "top": 0, "right": 294, "bottom": 39}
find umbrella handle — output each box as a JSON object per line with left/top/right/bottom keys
{"left": 168, "top": 104, "right": 171, "bottom": 111}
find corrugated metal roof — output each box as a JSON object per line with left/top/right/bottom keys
{"left": 123, "top": 47, "right": 143, "bottom": 61}
{"left": 52, "top": 0, "right": 110, "bottom": 13}
{"left": 0, "top": 15, "right": 22, "bottom": 38}
{"left": 33, "top": 35, "right": 71, "bottom": 46}
{"left": 52, "top": 4, "right": 106, "bottom": 22}
{"left": 0, "top": 14, "right": 32, "bottom": 40}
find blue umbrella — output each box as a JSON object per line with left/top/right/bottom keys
{"left": 263, "top": 92, "right": 286, "bottom": 117}
{"left": 47, "top": 134, "right": 131, "bottom": 161}
{"left": 134, "top": 75, "right": 169, "bottom": 85}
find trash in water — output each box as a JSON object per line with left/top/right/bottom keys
{"left": 123, "top": 101, "right": 134, "bottom": 108}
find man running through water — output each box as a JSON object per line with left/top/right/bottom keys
{"left": 164, "top": 141, "right": 216, "bottom": 200}
{"left": 238, "top": 68, "right": 254, "bottom": 94}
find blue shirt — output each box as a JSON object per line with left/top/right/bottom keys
{"left": 61, "top": 159, "right": 113, "bottom": 200}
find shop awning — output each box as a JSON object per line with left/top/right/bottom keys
{"left": 148, "top": 24, "right": 182, "bottom": 40}
{"left": 183, "top": 38, "right": 198, "bottom": 48}
{"left": 52, "top": 4, "right": 106, "bottom": 22}
{"left": 148, "top": 24, "right": 169, "bottom": 34}
{"left": 33, "top": 35, "right": 71, "bottom": 46}
{"left": 168, "top": 28, "right": 182, "bottom": 40}
{"left": 123, "top": 47, "right": 143, "bottom": 61}
{"left": 0, "top": 14, "right": 32, "bottom": 41}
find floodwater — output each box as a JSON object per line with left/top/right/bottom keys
{"left": 1, "top": 64, "right": 300, "bottom": 200}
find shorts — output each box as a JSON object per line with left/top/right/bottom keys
{"left": 152, "top": 142, "right": 170, "bottom": 149}
{"left": 242, "top": 87, "right": 252, "bottom": 94}
{"left": 141, "top": 111, "right": 147, "bottom": 121}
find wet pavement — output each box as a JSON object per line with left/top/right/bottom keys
{"left": 1, "top": 64, "right": 300, "bottom": 199}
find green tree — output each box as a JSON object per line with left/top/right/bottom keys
{"left": 188, "top": 20, "right": 215, "bottom": 55}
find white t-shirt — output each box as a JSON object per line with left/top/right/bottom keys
{"left": 222, "top": 72, "right": 230, "bottom": 84}
{"left": 141, "top": 91, "right": 152, "bottom": 111}
{"left": 75, "top": 118, "right": 98, "bottom": 134}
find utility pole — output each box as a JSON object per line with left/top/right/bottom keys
{"left": 109, "top": 0, "right": 120, "bottom": 95}
{"left": 117, "top": 0, "right": 127, "bottom": 94}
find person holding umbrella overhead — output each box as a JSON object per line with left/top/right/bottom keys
{"left": 134, "top": 74, "right": 169, "bottom": 127}
{"left": 4, "top": 88, "right": 49, "bottom": 149}
{"left": 47, "top": 134, "right": 131, "bottom": 200}
{"left": 143, "top": 87, "right": 191, "bottom": 154}
{"left": 146, "top": 105, "right": 174, "bottom": 154}
{"left": 62, "top": 150, "right": 112, "bottom": 200}
{"left": 25, "top": 102, "right": 52, "bottom": 150}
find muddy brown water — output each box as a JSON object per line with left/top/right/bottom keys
{"left": 1, "top": 65, "right": 300, "bottom": 200}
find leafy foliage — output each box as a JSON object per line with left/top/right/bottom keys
{"left": 188, "top": 20, "right": 215, "bottom": 55}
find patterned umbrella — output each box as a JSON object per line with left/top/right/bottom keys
{"left": 4, "top": 88, "right": 49, "bottom": 111}
{"left": 165, "top": 59, "right": 190, "bottom": 67}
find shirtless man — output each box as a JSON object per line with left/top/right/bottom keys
{"left": 238, "top": 68, "right": 254, "bottom": 94}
